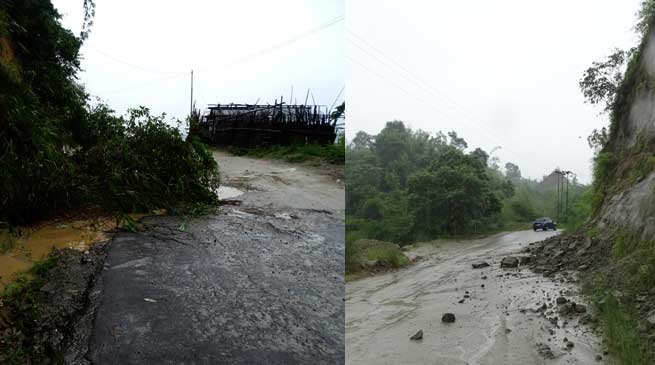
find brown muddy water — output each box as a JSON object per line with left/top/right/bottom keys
{"left": 0, "top": 215, "right": 145, "bottom": 292}
{"left": 0, "top": 183, "right": 245, "bottom": 293}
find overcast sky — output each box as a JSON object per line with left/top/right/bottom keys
{"left": 52, "top": 0, "right": 344, "bottom": 127}
{"left": 346, "top": 0, "right": 643, "bottom": 183}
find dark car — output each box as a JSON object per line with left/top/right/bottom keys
{"left": 533, "top": 217, "right": 557, "bottom": 231}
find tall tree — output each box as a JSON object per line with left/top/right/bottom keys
{"left": 505, "top": 162, "right": 521, "bottom": 180}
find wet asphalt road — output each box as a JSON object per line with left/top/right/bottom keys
{"left": 71, "top": 152, "right": 344, "bottom": 364}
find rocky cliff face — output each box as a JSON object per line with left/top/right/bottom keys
{"left": 596, "top": 30, "right": 655, "bottom": 240}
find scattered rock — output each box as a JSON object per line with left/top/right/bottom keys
{"left": 501, "top": 256, "right": 519, "bottom": 268}
{"left": 518, "top": 256, "right": 531, "bottom": 265}
{"left": 536, "top": 343, "right": 555, "bottom": 359}
{"left": 646, "top": 310, "right": 655, "bottom": 325}
{"left": 442, "top": 313, "right": 456, "bottom": 323}
{"left": 505, "top": 328, "right": 512, "bottom": 334}
{"left": 556, "top": 297, "right": 568, "bottom": 305}
{"left": 410, "top": 330, "right": 423, "bottom": 341}
{"left": 472, "top": 262, "right": 490, "bottom": 269}
{"left": 566, "top": 341, "right": 575, "bottom": 349}
{"left": 403, "top": 252, "right": 420, "bottom": 262}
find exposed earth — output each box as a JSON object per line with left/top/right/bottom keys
{"left": 346, "top": 230, "right": 606, "bottom": 364}
{"left": 59, "top": 151, "right": 345, "bottom": 364}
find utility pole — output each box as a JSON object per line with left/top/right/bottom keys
{"left": 566, "top": 173, "right": 569, "bottom": 222}
{"left": 563, "top": 170, "right": 574, "bottom": 223}
{"left": 190, "top": 70, "right": 194, "bottom": 117}
{"left": 554, "top": 169, "right": 574, "bottom": 223}
{"left": 555, "top": 169, "right": 561, "bottom": 223}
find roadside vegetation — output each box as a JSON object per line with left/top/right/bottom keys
{"left": 567, "top": 1, "right": 655, "bottom": 362}
{"left": 227, "top": 137, "right": 345, "bottom": 165}
{"left": 345, "top": 239, "right": 409, "bottom": 278}
{"left": 0, "top": 256, "right": 58, "bottom": 363}
{"left": 0, "top": 1, "right": 220, "bottom": 227}
{"left": 345, "top": 122, "right": 589, "bottom": 273}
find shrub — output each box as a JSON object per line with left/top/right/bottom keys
{"left": 76, "top": 106, "right": 220, "bottom": 214}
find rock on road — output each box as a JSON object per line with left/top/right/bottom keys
{"left": 346, "top": 231, "right": 604, "bottom": 365}
{"left": 67, "top": 151, "right": 345, "bottom": 364}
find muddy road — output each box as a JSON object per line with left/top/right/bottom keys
{"left": 68, "top": 151, "right": 344, "bottom": 364}
{"left": 346, "top": 231, "right": 604, "bottom": 365}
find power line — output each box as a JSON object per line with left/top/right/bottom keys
{"left": 348, "top": 30, "right": 490, "bottom": 123}
{"left": 87, "top": 46, "right": 185, "bottom": 75}
{"left": 347, "top": 53, "right": 525, "bottom": 161}
{"left": 329, "top": 84, "right": 345, "bottom": 111}
{"left": 86, "top": 15, "right": 344, "bottom": 92}
{"left": 97, "top": 72, "right": 186, "bottom": 94}
{"left": 198, "top": 15, "right": 344, "bottom": 73}
{"left": 346, "top": 31, "right": 525, "bottom": 160}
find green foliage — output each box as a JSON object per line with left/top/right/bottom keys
{"left": 229, "top": 142, "right": 344, "bottom": 164}
{"left": 408, "top": 146, "right": 501, "bottom": 236}
{"left": 365, "top": 245, "right": 408, "bottom": 268}
{"left": 589, "top": 152, "right": 616, "bottom": 213}
{"left": 579, "top": 48, "right": 632, "bottom": 114}
{"left": 346, "top": 122, "right": 512, "bottom": 244}
{"left": 345, "top": 239, "right": 409, "bottom": 274}
{"left": 592, "top": 291, "right": 652, "bottom": 364}
{"left": 630, "top": 154, "right": 655, "bottom": 183}
{"left": 0, "top": 1, "right": 220, "bottom": 224}
{"left": 564, "top": 188, "right": 593, "bottom": 231}
{"left": 345, "top": 230, "right": 363, "bottom": 274}
{"left": 0, "top": 255, "right": 58, "bottom": 364}
{"left": 330, "top": 101, "right": 345, "bottom": 121}
{"left": 76, "top": 106, "right": 220, "bottom": 214}
{"left": 348, "top": 121, "right": 592, "bottom": 249}
{"left": 579, "top": 0, "right": 655, "bottom": 198}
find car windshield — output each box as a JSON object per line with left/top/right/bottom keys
{"left": 536, "top": 218, "right": 551, "bottom": 223}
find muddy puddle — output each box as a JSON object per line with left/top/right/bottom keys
{"left": 0, "top": 215, "right": 146, "bottom": 292}
{"left": 217, "top": 185, "right": 244, "bottom": 200}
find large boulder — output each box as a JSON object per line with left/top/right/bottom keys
{"left": 501, "top": 256, "right": 519, "bottom": 268}
{"left": 472, "top": 262, "right": 490, "bottom": 269}
{"left": 442, "top": 313, "right": 456, "bottom": 323}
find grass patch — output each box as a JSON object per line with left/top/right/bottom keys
{"left": 579, "top": 229, "right": 655, "bottom": 364}
{"left": 0, "top": 255, "right": 57, "bottom": 364}
{"left": 228, "top": 143, "right": 344, "bottom": 164}
{"left": 595, "top": 291, "right": 651, "bottom": 364}
{"left": 346, "top": 239, "right": 409, "bottom": 275}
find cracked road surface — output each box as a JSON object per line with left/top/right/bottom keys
{"left": 346, "top": 231, "right": 604, "bottom": 365}
{"left": 69, "top": 151, "right": 344, "bottom": 364}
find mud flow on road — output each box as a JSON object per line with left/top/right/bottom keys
{"left": 346, "top": 231, "right": 605, "bottom": 365}
{"left": 67, "top": 151, "right": 345, "bottom": 364}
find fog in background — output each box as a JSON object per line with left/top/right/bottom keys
{"left": 346, "top": 0, "right": 643, "bottom": 183}
{"left": 52, "top": 0, "right": 344, "bottom": 128}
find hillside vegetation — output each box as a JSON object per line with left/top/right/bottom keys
{"left": 0, "top": 1, "right": 220, "bottom": 226}
{"left": 543, "top": 0, "right": 655, "bottom": 362}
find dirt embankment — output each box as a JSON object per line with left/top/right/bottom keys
{"left": 527, "top": 231, "right": 655, "bottom": 360}
{"left": 0, "top": 244, "right": 107, "bottom": 364}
